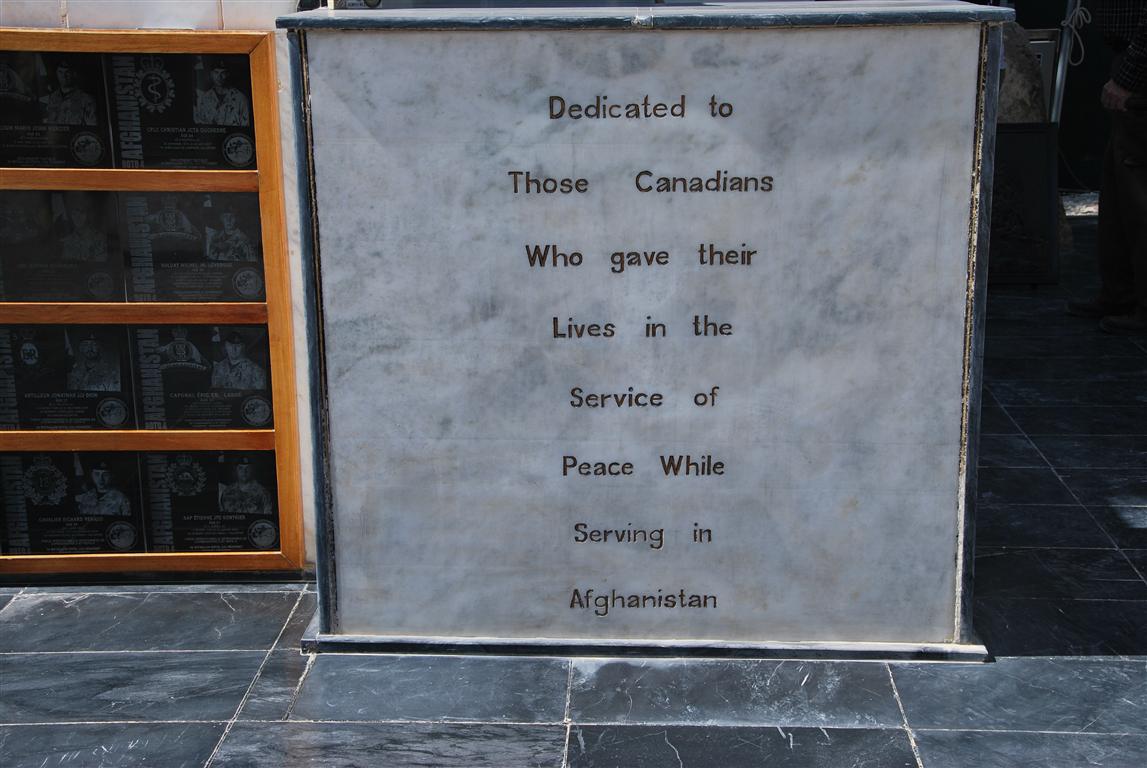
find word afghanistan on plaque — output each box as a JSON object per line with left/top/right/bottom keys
{"left": 132, "top": 324, "right": 273, "bottom": 429}
{"left": 0, "top": 325, "right": 136, "bottom": 430}
{"left": 0, "top": 190, "right": 125, "bottom": 302}
{"left": 0, "top": 452, "right": 144, "bottom": 554}
{"left": 143, "top": 451, "right": 279, "bottom": 552}
{"left": 123, "top": 191, "right": 265, "bottom": 301}
{"left": 0, "top": 51, "right": 112, "bottom": 168}
{"left": 0, "top": 52, "right": 256, "bottom": 169}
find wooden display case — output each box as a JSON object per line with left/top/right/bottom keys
{"left": 0, "top": 29, "right": 303, "bottom": 574}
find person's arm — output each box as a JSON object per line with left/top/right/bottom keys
{"left": 1106, "top": 6, "right": 1147, "bottom": 110}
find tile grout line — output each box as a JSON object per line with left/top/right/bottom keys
{"left": 202, "top": 590, "right": 305, "bottom": 767}
{"left": 0, "top": 590, "right": 22, "bottom": 618}
{"left": 991, "top": 375, "right": 1147, "bottom": 586}
{"left": 3, "top": 718, "right": 570, "bottom": 728}
{"left": 5, "top": 589, "right": 308, "bottom": 596}
{"left": 560, "top": 659, "right": 574, "bottom": 768}
{"left": 993, "top": 393, "right": 1117, "bottom": 542}
{"left": 18, "top": 717, "right": 1097, "bottom": 731}
{"left": 912, "top": 726, "right": 1146, "bottom": 736}
{"left": 999, "top": 394, "right": 1147, "bottom": 587}
{"left": 0, "top": 649, "right": 292, "bottom": 655}
{"left": 281, "top": 653, "right": 316, "bottom": 721}
{"left": 886, "top": 664, "right": 925, "bottom": 768}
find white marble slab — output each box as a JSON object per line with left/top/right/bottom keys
{"left": 305, "top": 21, "right": 985, "bottom": 644}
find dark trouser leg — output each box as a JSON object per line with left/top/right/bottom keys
{"left": 1098, "top": 134, "right": 1136, "bottom": 305}
{"left": 1102, "top": 109, "right": 1147, "bottom": 311}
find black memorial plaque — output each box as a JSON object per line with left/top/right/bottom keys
{"left": 107, "top": 53, "right": 257, "bottom": 169}
{"left": 0, "top": 190, "right": 125, "bottom": 301}
{"left": 143, "top": 451, "right": 279, "bottom": 552}
{"left": 0, "top": 452, "right": 144, "bottom": 554}
{"left": 0, "top": 51, "right": 112, "bottom": 168}
{"left": 122, "top": 191, "right": 265, "bottom": 301}
{"left": 0, "top": 325, "right": 135, "bottom": 430}
{"left": 132, "top": 325, "right": 273, "bottom": 429}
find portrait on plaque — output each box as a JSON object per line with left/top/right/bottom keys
{"left": 122, "top": 192, "right": 264, "bottom": 301}
{"left": 107, "top": 53, "right": 257, "bottom": 169}
{"left": 142, "top": 451, "right": 279, "bottom": 552}
{"left": 0, "top": 452, "right": 144, "bottom": 554}
{"left": 0, "top": 325, "right": 135, "bottom": 430}
{"left": 0, "top": 190, "right": 125, "bottom": 301}
{"left": 0, "top": 51, "right": 111, "bottom": 168}
{"left": 132, "top": 325, "right": 273, "bottom": 429}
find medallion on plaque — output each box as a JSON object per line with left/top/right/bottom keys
{"left": 0, "top": 452, "right": 144, "bottom": 554}
{"left": 0, "top": 325, "right": 135, "bottom": 430}
{"left": 122, "top": 192, "right": 265, "bottom": 301}
{"left": 143, "top": 451, "right": 279, "bottom": 552}
{"left": 132, "top": 325, "right": 273, "bottom": 429}
{"left": 107, "top": 53, "right": 257, "bottom": 169}
{"left": 0, "top": 51, "right": 112, "bottom": 168}
{"left": 0, "top": 190, "right": 125, "bottom": 301}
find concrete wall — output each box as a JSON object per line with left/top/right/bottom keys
{"left": 1, "top": 0, "right": 318, "bottom": 566}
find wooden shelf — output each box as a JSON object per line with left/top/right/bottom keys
{"left": 0, "top": 168, "right": 259, "bottom": 193}
{"left": 0, "top": 430, "right": 275, "bottom": 452}
{"left": 0, "top": 550, "right": 300, "bottom": 575}
{"left": 0, "top": 29, "right": 267, "bottom": 55}
{"left": 0, "top": 302, "right": 268, "bottom": 325}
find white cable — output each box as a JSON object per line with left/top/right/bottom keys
{"left": 1063, "top": 5, "right": 1092, "bottom": 66}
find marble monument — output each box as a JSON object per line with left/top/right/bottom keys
{"left": 281, "top": 1, "right": 1012, "bottom": 655}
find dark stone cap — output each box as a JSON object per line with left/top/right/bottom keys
{"left": 277, "top": 2, "right": 1014, "bottom": 31}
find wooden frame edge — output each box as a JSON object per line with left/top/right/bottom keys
{"left": 0, "top": 303, "right": 268, "bottom": 324}
{"left": 252, "top": 34, "right": 306, "bottom": 571}
{"left": 0, "top": 169, "right": 259, "bottom": 192}
{"left": 0, "top": 551, "right": 300, "bottom": 574}
{"left": 0, "top": 430, "right": 275, "bottom": 451}
{"left": 0, "top": 29, "right": 307, "bottom": 575}
{"left": 0, "top": 29, "right": 266, "bottom": 54}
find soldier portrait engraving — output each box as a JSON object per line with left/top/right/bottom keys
{"left": 194, "top": 57, "right": 251, "bottom": 127}
{"left": 66, "top": 332, "right": 121, "bottom": 392}
{"left": 212, "top": 330, "right": 268, "bottom": 391}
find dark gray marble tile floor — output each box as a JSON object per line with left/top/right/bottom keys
{"left": 3, "top": 219, "right": 1146, "bottom": 766}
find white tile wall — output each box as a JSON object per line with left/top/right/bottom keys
{"left": 222, "top": 0, "right": 297, "bottom": 30}
{"left": 64, "top": 0, "right": 222, "bottom": 29}
{"left": 0, "top": 0, "right": 65, "bottom": 27}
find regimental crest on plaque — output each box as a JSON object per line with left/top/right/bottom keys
{"left": 86, "top": 271, "right": 114, "bottom": 299}
{"left": 157, "top": 327, "right": 208, "bottom": 371}
{"left": 247, "top": 519, "right": 278, "bottom": 550}
{"left": 166, "top": 454, "right": 207, "bottom": 497}
{"left": 222, "top": 133, "right": 255, "bottom": 168}
{"left": 70, "top": 131, "right": 104, "bottom": 166}
{"left": 96, "top": 397, "right": 129, "bottom": 427}
{"left": 241, "top": 395, "right": 272, "bottom": 427}
{"left": 17, "top": 333, "right": 39, "bottom": 367}
{"left": 135, "top": 56, "right": 176, "bottom": 114}
{"left": 233, "top": 267, "right": 264, "bottom": 298}
{"left": 105, "top": 521, "right": 137, "bottom": 551}
{"left": 23, "top": 455, "right": 66, "bottom": 505}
